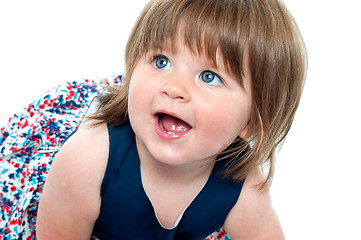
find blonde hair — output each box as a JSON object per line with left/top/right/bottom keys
{"left": 90, "top": 0, "right": 307, "bottom": 189}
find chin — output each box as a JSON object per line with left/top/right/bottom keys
{"left": 151, "top": 151, "right": 190, "bottom": 166}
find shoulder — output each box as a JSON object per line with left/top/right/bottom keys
{"left": 56, "top": 122, "right": 109, "bottom": 182}
{"left": 37, "top": 123, "right": 109, "bottom": 239}
{"left": 60, "top": 122, "right": 109, "bottom": 161}
{"left": 224, "top": 167, "right": 285, "bottom": 240}
{"left": 50, "top": 122, "right": 109, "bottom": 206}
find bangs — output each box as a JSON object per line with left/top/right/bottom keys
{"left": 128, "top": 0, "right": 249, "bottom": 85}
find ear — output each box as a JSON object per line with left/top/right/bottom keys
{"left": 239, "top": 122, "right": 250, "bottom": 139}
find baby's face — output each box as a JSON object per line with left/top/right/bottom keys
{"left": 127, "top": 38, "right": 253, "bottom": 167}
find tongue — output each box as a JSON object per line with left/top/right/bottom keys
{"left": 161, "top": 114, "right": 191, "bottom": 133}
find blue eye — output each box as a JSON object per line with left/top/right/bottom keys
{"left": 200, "top": 71, "right": 222, "bottom": 85}
{"left": 154, "top": 56, "right": 171, "bottom": 69}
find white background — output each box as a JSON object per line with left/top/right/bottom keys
{"left": 1, "top": 1, "right": 360, "bottom": 239}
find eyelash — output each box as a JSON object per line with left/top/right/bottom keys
{"left": 151, "top": 54, "right": 164, "bottom": 61}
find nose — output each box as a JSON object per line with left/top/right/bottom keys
{"left": 159, "top": 74, "right": 191, "bottom": 102}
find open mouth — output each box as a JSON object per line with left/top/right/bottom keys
{"left": 154, "top": 112, "right": 192, "bottom": 139}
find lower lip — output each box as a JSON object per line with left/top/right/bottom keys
{"left": 153, "top": 114, "right": 190, "bottom": 140}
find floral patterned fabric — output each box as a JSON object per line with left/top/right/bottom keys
{"left": 0, "top": 75, "right": 230, "bottom": 240}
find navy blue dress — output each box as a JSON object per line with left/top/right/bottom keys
{"left": 92, "top": 123, "right": 244, "bottom": 240}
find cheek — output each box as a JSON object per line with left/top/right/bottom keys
{"left": 198, "top": 109, "right": 240, "bottom": 148}
{"left": 128, "top": 83, "right": 146, "bottom": 124}
{"left": 198, "top": 124, "right": 237, "bottom": 157}
{"left": 198, "top": 100, "right": 251, "bottom": 145}
{"left": 128, "top": 77, "right": 148, "bottom": 109}
{"left": 128, "top": 63, "right": 150, "bottom": 106}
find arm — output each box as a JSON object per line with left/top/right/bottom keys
{"left": 224, "top": 168, "right": 285, "bottom": 240}
{"left": 36, "top": 123, "right": 109, "bottom": 240}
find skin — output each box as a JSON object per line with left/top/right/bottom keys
{"left": 36, "top": 123, "right": 109, "bottom": 239}
{"left": 224, "top": 168, "right": 285, "bottom": 239}
{"left": 36, "top": 38, "right": 284, "bottom": 239}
